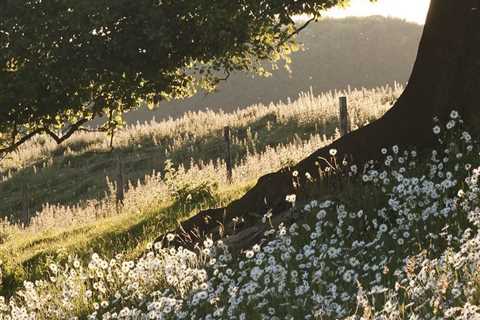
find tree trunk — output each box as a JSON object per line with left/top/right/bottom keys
{"left": 161, "top": 0, "right": 480, "bottom": 249}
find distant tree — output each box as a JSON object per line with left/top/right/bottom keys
{"left": 0, "top": 0, "right": 348, "bottom": 154}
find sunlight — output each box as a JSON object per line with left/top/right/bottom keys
{"left": 325, "top": 0, "right": 430, "bottom": 24}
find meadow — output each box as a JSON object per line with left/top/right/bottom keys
{"left": 4, "top": 84, "right": 479, "bottom": 319}
{"left": 0, "top": 84, "right": 398, "bottom": 298}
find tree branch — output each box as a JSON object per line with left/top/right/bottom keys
{"left": 0, "top": 118, "right": 90, "bottom": 160}
{"left": 44, "top": 118, "right": 89, "bottom": 144}
{"left": 278, "top": 17, "right": 316, "bottom": 48}
{"left": 0, "top": 128, "right": 45, "bottom": 160}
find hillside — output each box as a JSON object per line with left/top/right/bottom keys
{"left": 1, "top": 97, "right": 480, "bottom": 319}
{"left": 124, "top": 16, "right": 422, "bottom": 123}
{"left": 0, "top": 85, "right": 399, "bottom": 297}
{"left": 0, "top": 85, "right": 400, "bottom": 224}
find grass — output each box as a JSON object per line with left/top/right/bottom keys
{"left": 0, "top": 178, "right": 255, "bottom": 297}
{"left": 1, "top": 111, "right": 479, "bottom": 319}
{"left": 2, "top": 83, "right": 480, "bottom": 319}
{"left": 0, "top": 85, "right": 399, "bottom": 220}
{"left": 0, "top": 84, "right": 400, "bottom": 303}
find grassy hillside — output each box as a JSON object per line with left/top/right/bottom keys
{"left": 1, "top": 106, "right": 479, "bottom": 319}
{"left": 0, "top": 85, "right": 401, "bottom": 298}
{"left": 0, "top": 85, "right": 401, "bottom": 224}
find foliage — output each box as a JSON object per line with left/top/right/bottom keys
{"left": 0, "top": 0, "right": 355, "bottom": 153}
{"left": 163, "top": 159, "right": 218, "bottom": 212}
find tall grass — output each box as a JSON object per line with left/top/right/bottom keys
{"left": 0, "top": 84, "right": 401, "bottom": 297}
{"left": 1, "top": 111, "right": 479, "bottom": 319}
{"left": 0, "top": 84, "right": 401, "bottom": 232}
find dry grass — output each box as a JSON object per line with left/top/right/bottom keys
{"left": 0, "top": 84, "right": 402, "bottom": 234}
{"left": 0, "top": 84, "right": 401, "bottom": 292}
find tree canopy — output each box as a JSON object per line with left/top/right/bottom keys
{"left": 0, "top": 0, "right": 355, "bottom": 154}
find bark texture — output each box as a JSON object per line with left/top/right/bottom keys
{"left": 161, "top": 0, "right": 480, "bottom": 249}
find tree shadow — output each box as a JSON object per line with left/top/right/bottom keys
{"left": 0, "top": 111, "right": 342, "bottom": 223}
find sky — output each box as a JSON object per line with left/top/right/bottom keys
{"left": 324, "top": 0, "right": 431, "bottom": 24}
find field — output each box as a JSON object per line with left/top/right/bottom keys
{"left": 2, "top": 84, "right": 480, "bottom": 319}
{"left": 0, "top": 85, "right": 398, "bottom": 291}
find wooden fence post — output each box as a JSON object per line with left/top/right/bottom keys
{"left": 224, "top": 126, "right": 233, "bottom": 183}
{"left": 339, "top": 96, "right": 351, "bottom": 136}
{"left": 116, "top": 157, "right": 125, "bottom": 212}
{"left": 21, "top": 184, "right": 30, "bottom": 225}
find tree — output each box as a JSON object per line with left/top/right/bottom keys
{"left": 3, "top": 0, "right": 478, "bottom": 247}
{"left": 165, "top": 0, "right": 480, "bottom": 248}
{"left": 0, "top": 0, "right": 346, "bottom": 154}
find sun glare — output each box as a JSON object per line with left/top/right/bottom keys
{"left": 325, "top": 0, "right": 430, "bottom": 24}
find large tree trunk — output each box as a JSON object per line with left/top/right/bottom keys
{"left": 162, "top": 0, "right": 480, "bottom": 249}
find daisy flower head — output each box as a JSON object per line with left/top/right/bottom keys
{"left": 446, "top": 120, "right": 455, "bottom": 130}
{"left": 450, "top": 110, "right": 459, "bottom": 119}
{"left": 285, "top": 194, "right": 297, "bottom": 203}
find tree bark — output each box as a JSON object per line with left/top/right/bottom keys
{"left": 161, "top": 0, "right": 480, "bottom": 249}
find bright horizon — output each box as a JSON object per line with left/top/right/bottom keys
{"left": 325, "top": 0, "right": 430, "bottom": 25}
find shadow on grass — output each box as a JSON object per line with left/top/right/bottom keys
{"left": 0, "top": 201, "right": 184, "bottom": 297}
{"left": 1, "top": 112, "right": 341, "bottom": 223}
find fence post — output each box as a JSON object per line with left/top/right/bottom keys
{"left": 339, "top": 96, "right": 351, "bottom": 136}
{"left": 224, "top": 126, "right": 233, "bottom": 183}
{"left": 21, "top": 184, "right": 30, "bottom": 225}
{"left": 116, "top": 157, "right": 125, "bottom": 212}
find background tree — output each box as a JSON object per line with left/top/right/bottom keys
{"left": 0, "top": 0, "right": 348, "bottom": 154}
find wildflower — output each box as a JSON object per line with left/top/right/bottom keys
{"left": 166, "top": 233, "right": 176, "bottom": 242}
{"left": 379, "top": 224, "right": 388, "bottom": 233}
{"left": 350, "top": 165, "right": 358, "bottom": 173}
{"left": 292, "top": 170, "right": 299, "bottom": 177}
{"left": 433, "top": 125, "right": 441, "bottom": 134}
{"left": 285, "top": 194, "right": 297, "bottom": 203}
{"left": 316, "top": 210, "right": 327, "bottom": 220}
{"left": 446, "top": 120, "right": 456, "bottom": 130}
{"left": 329, "top": 149, "right": 338, "bottom": 156}
{"left": 245, "top": 250, "right": 255, "bottom": 259}
{"left": 49, "top": 264, "right": 58, "bottom": 274}
{"left": 204, "top": 238, "right": 213, "bottom": 248}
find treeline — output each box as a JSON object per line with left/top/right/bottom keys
{"left": 126, "top": 16, "right": 422, "bottom": 123}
